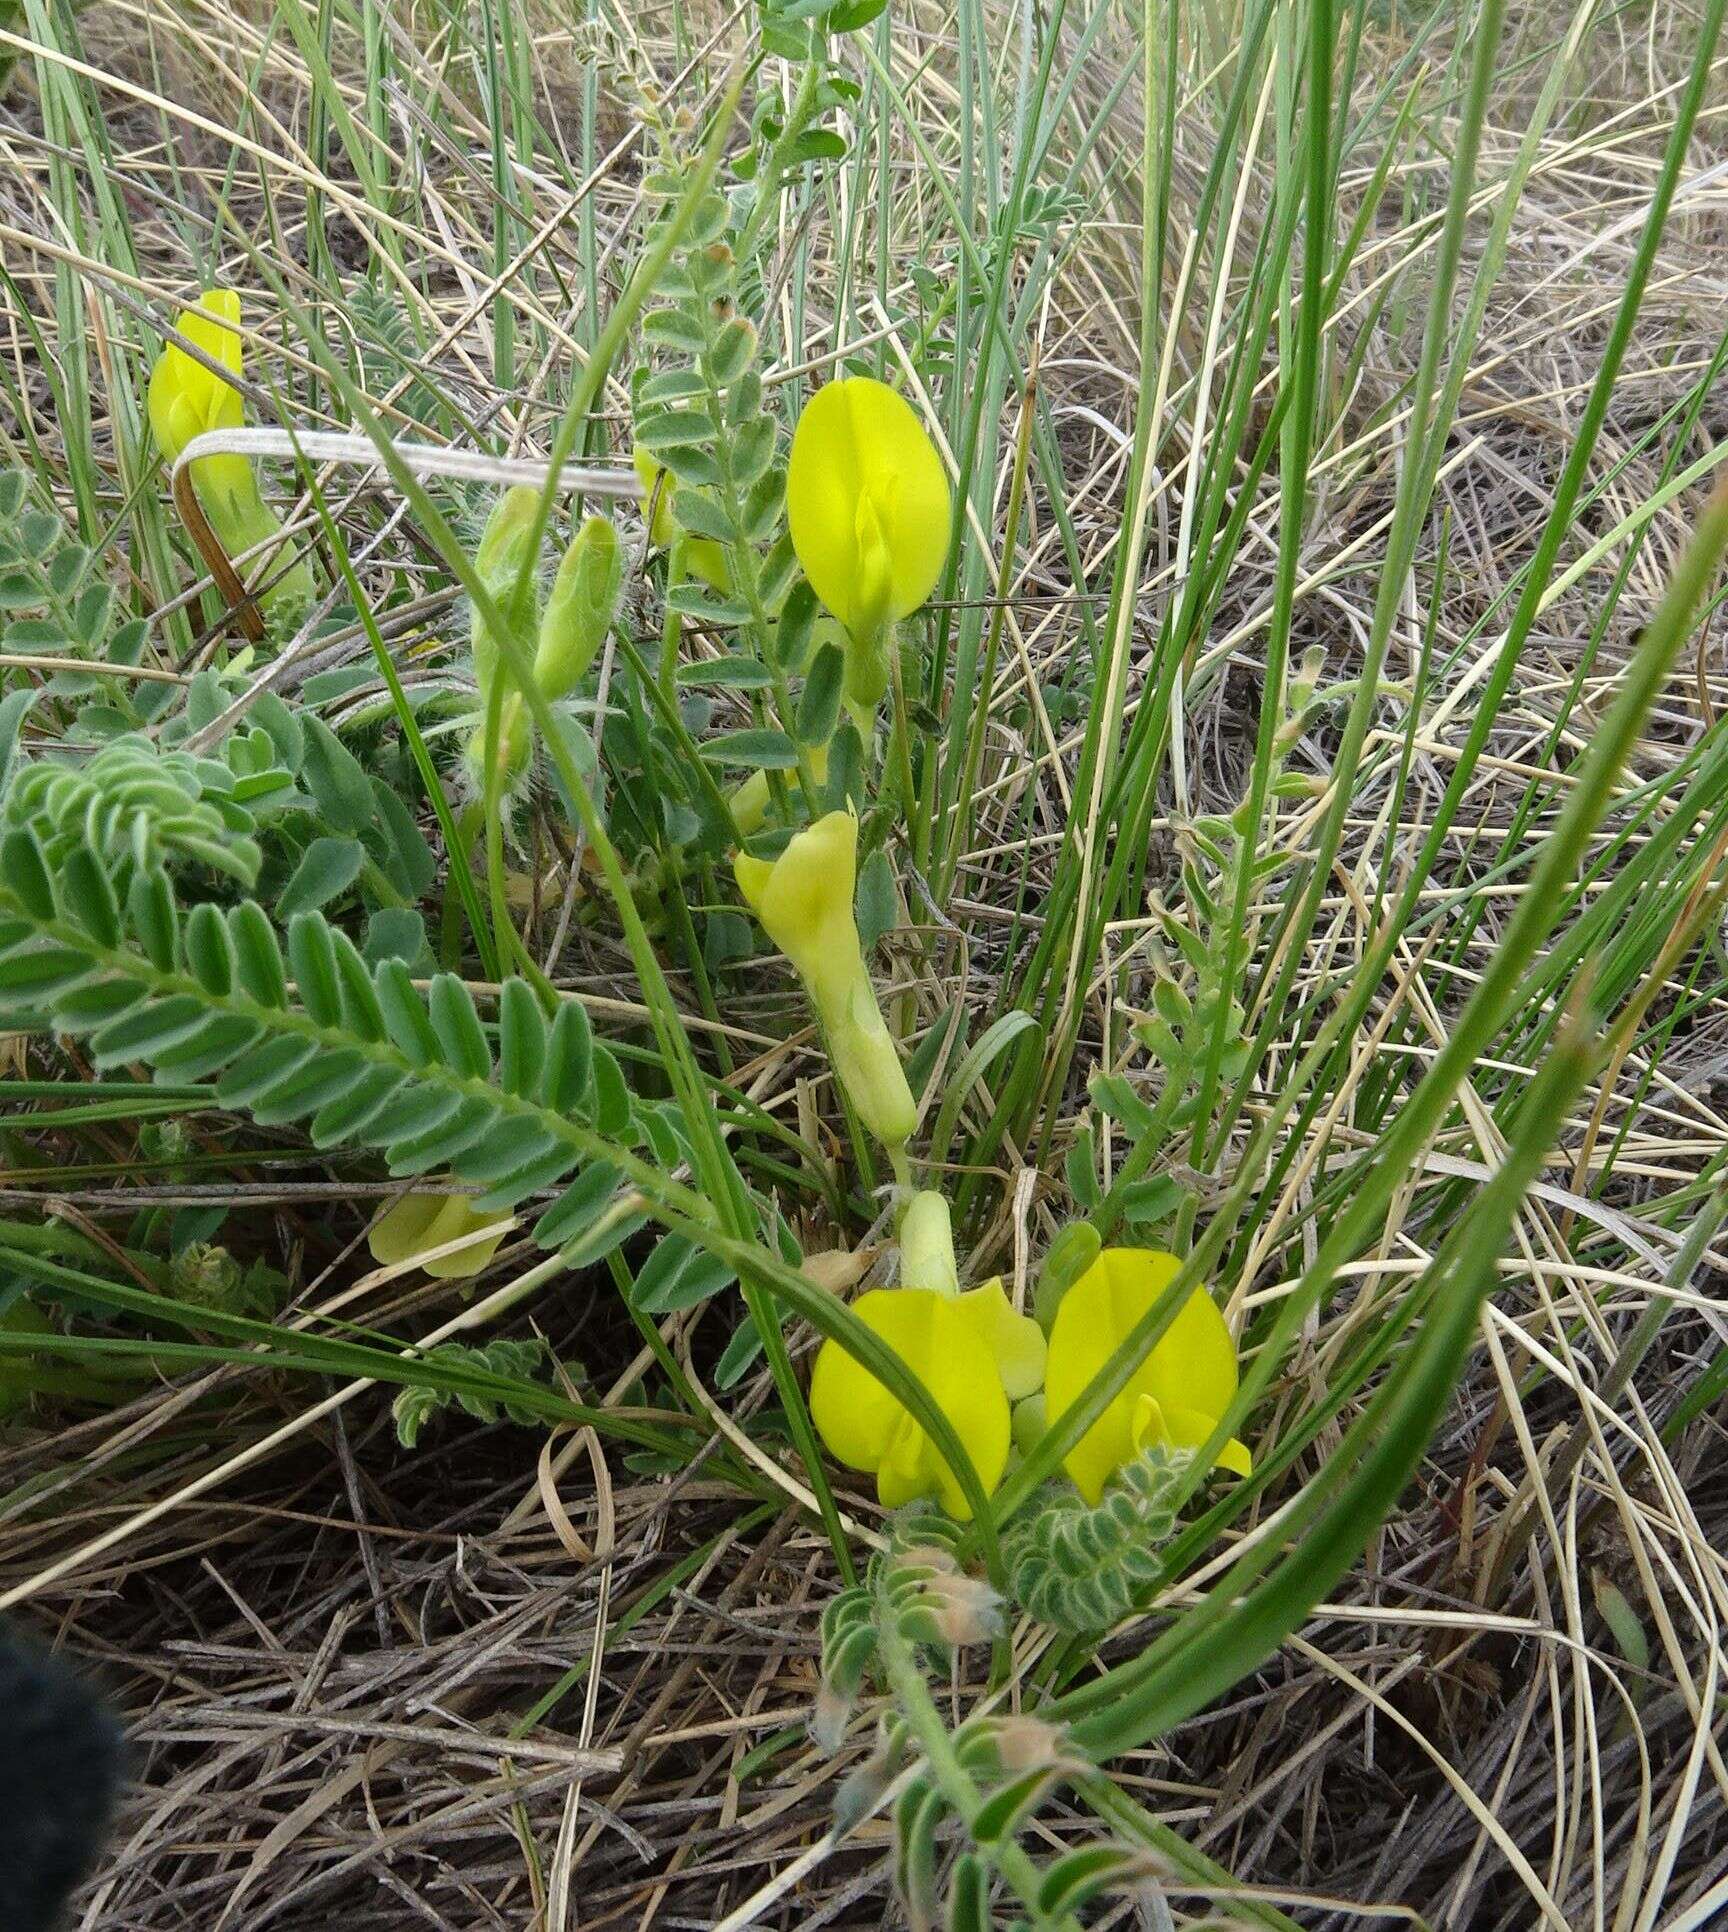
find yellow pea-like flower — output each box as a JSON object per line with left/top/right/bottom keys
{"left": 734, "top": 809, "right": 916, "bottom": 1148}
{"left": 786, "top": 376, "right": 950, "bottom": 654}
{"left": 368, "top": 1190, "right": 510, "bottom": 1282}
{"left": 1044, "top": 1248, "right": 1252, "bottom": 1504}
{"left": 809, "top": 1189, "right": 1046, "bottom": 1517}
{"left": 633, "top": 448, "right": 680, "bottom": 549}
{"left": 148, "top": 289, "right": 246, "bottom": 466}
{"left": 147, "top": 291, "right": 311, "bottom": 612}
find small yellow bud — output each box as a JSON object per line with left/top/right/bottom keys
{"left": 729, "top": 740, "right": 829, "bottom": 838}
{"left": 899, "top": 1189, "right": 959, "bottom": 1296}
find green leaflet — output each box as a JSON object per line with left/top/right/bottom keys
{"left": 0, "top": 835, "right": 632, "bottom": 1245}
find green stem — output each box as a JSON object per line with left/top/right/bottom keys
{"left": 876, "top": 1605, "right": 1074, "bottom": 1931}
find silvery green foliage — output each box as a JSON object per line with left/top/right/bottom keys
{"left": 813, "top": 1516, "right": 1161, "bottom": 1928}
{"left": 1088, "top": 649, "right": 1336, "bottom": 1196}
{"left": 348, "top": 278, "right": 448, "bottom": 434}
{"left": 1003, "top": 1444, "right": 1194, "bottom": 1633}
{"left": 1, "top": 688, "right": 436, "bottom": 928}
{"left": 1, "top": 735, "right": 264, "bottom": 885}
{"left": 0, "top": 821, "right": 726, "bottom": 1297}
{"left": 0, "top": 469, "right": 157, "bottom": 726}
{"left": 393, "top": 1337, "right": 550, "bottom": 1447}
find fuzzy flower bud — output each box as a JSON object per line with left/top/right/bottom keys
{"left": 470, "top": 485, "right": 541, "bottom": 702}
{"left": 907, "top": 1568, "right": 1003, "bottom": 1649}
{"left": 534, "top": 514, "right": 622, "bottom": 700}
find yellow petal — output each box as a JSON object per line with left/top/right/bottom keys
{"left": 1135, "top": 1395, "right": 1253, "bottom": 1478}
{"left": 148, "top": 293, "right": 247, "bottom": 464}
{"left": 367, "top": 1191, "right": 507, "bottom": 1280}
{"left": 416, "top": 1196, "right": 510, "bottom": 1280}
{"left": 633, "top": 449, "right": 678, "bottom": 547}
{"left": 730, "top": 743, "right": 829, "bottom": 838}
{"left": 810, "top": 1289, "right": 908, "bottom": 1474}
{"left": 955, "top": 1279, "right": 1047, "bottom": 1401}
{"left": 787, "top": 377, "right": 950, "bottom": 638}
{"left": 1045, "top": 1248, "right": 1244, "bottom": 1504}
{"left": 732, "top": 850, "right": 775, "bottom": 915}
{"left": 178, "top": 288, "right": 243, "bottom": 372}
{"left": 732, "top": 810, "right": 859, "bottom": 988}
{"left": 1114, "top": 1252, "right": 1241, "bottom": 1424}
{"left": 368, "top": 1193, "right": 443, "bottom": 1267}
{"left": 1159, "top": 1405, "right": 1252, "bottom": 1477}
{"left": 734, "top": 810, "right": 915, "bottom": 1146}
{"left": 809, "top": 1288, "right": 1010, "bottom": 1519}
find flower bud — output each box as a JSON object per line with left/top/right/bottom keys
{"left": 534, "top": 514, "right": 622, "bottom": 700}
{"left": 908, "top": 1569, "right": 1002, "bottom": 1648}
{"left": 899, "top": 1189, "right": 958, "bottom": 1297}
{"left": 471, "top": 485, "right": 542, "bottom": 702}
{"left": 729, "top": 741, "right": 829, "bottom": 838}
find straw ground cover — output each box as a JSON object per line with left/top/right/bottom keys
{"left": 2, "top": 0, "right": 1728, "bottom": 1925}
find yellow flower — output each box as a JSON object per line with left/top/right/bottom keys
{"left": 148, "top": 289, "right": 245, "bottom": 460}
{"left": 1044, "top": 1248, "right": 1252, "bottom": 1504}
{"left": 734, "top": 809, "right": 916, "bottom": 1147}
{"left": 147, "top": 290, "right": 310, "bottom": 612}
{"left": 633, "top": 448, "right": 679, "bottom": 549}
{"left": 786, "top": 376, "right": 949, "bottom": 649}
{"left": 809, "top": 1189, "right": 1045, "bottom": 1518}
{"left": 368, "top": 1190, "right": 510, "bottom": 1281}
